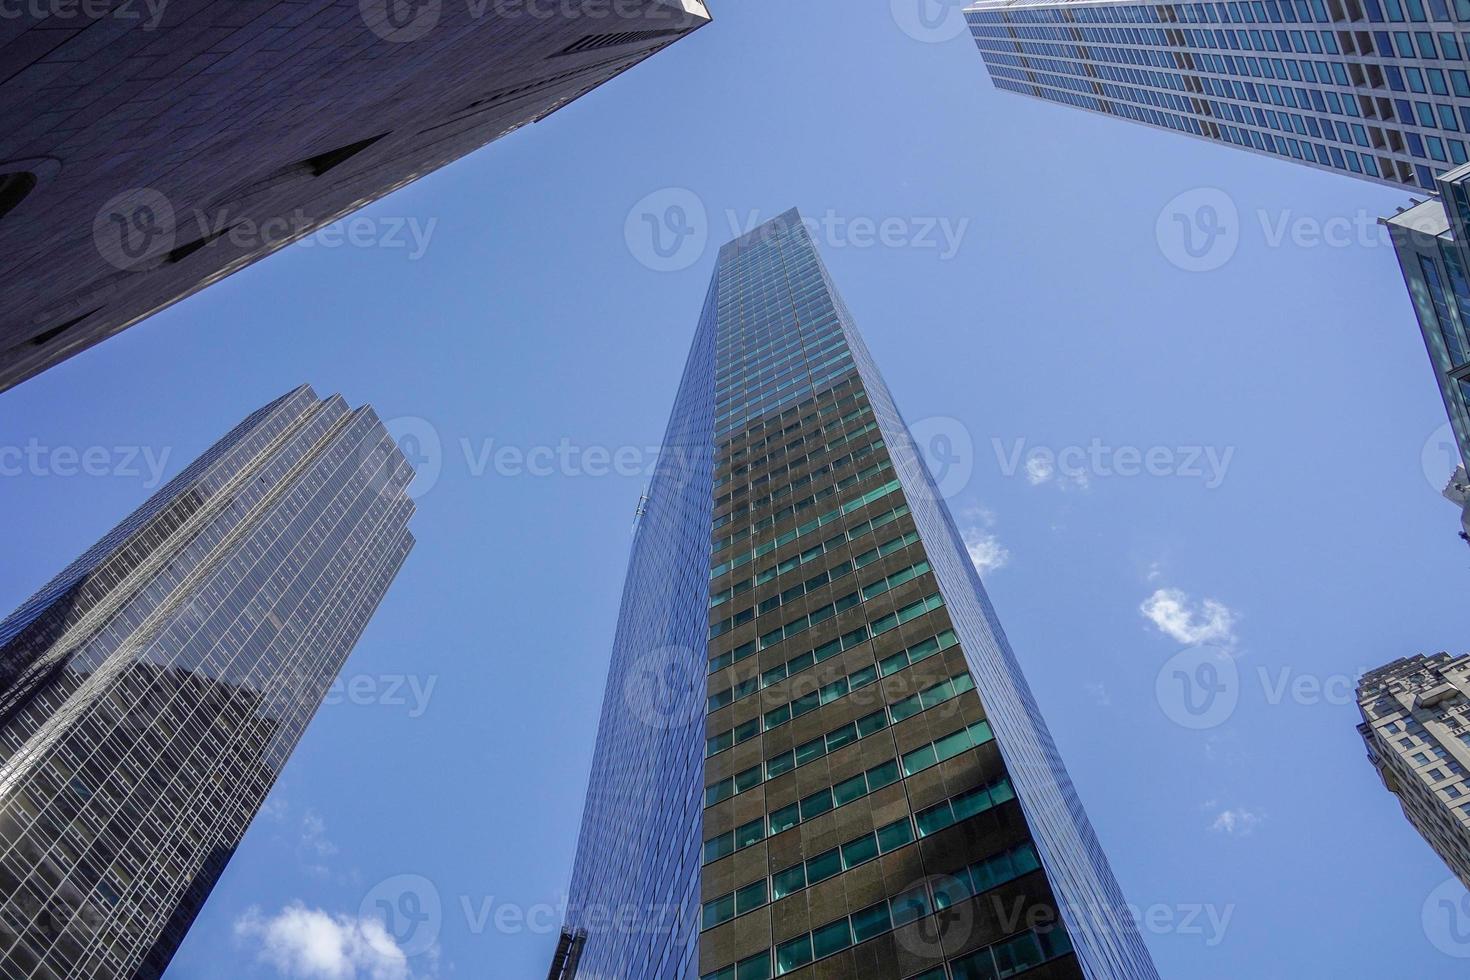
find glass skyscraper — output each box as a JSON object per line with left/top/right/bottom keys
{"left": 0, "top": 385, "right": 414, "bottom": 979}
{"left": 1385, "top": 161, "right": 1470, "bottom": 535}
{"left": 558, "top": 211, "right": 1156, "bottom": 980}
{"left": 966, "top": 0, "right": 1470, "bottom": 189}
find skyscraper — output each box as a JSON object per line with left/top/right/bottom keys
{"left": 1383, "top": 162, "right": 1470, "bottom": 539}
{"left": 558, "top": 211, "right": 1156, "bottom": 979}
{"left": 0, "top": 0, "right": 710, "bottom": 393}
{"left": 0, "top": 385, "right": 414, "bottom": 979}
{"left": 965, "top": 0, "right": 1470, "bottom": 190}
{"left": 1357, "top": 652, "right": 1470, "bottom": 887}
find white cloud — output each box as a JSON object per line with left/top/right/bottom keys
{"left": 236, "top": 905, "right": 412, "bottom": 980}
{"left": 1140, "top": 588, "right": 1238, "bottom": 647}
{"left": 961, "top": 506, "right": 1010, "bottom": 574}
{"left": 1209, "top": 807, "right": 1263, "bottom": 836}
{"left": 301, "top": 811, "right": 339, "bottom": 859}
{"left": 1024, "top": 455, "right": 1054, "bottom": 485}
{"left": 1084, "top": 682, "right": 1111, "bottom": 707}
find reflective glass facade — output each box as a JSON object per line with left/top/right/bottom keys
{"left": 0, "top": 385, "right": 415, "bottom": 979}
{"left": 967, "top": 0, "right": 1470, "bottom": 189}
{"left": 563, "top": 211, "right": 1155, "bottom": 979}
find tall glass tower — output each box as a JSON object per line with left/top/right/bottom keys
{"left": 0, "top": 385, "right": 414, "bottom": 979}
{"left": 557, "top": 211, "right": 1155, "bottom": 980}
{"left": 966, "top": 0, "right": 1470, "bottom": 190}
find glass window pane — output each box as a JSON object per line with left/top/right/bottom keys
{"left": 775, "top": 934, "right": 813, "bottom": 975}
{"left": 806, "top": 848, "right": 841, "bottom": 884}
{"left": 736, "top": 952, "right": 773, "bottom": 980}
{"left": 916, "top": 802, "right": 954, "bottom": 837}
{"left": 736, "top": 880, "right": 768, "bottom": 914}
{"left": 833, "top": 774, "right": 867, "bottom": 806}
{"left": 851, "top": 902, "right": 892, "bottom": 942}
{"left": 795, "top": 738, "right": 825, "bottom": 766}
{"left": 773, "top": 864, "right": 807, "bottom": 899}
{"left": 934, "top": 728, "right": 973, "bottom": 761}
{"left": 865, "top": 760, "right": 900, "bottom": 790}
{"left": 703, "top": 893, "right": 735, "bottom": 929}
{"left": 841, "top": 833, "right": 879, "bottom": 868}
{"left": 770, "top": 804, "right": 799, "bottom": 835}
{"left": 765, "top": 752, "right": 795, "bottom": 779}
{"left": 901, "top": 743, "right": 938, "bottom": 776}
{"left": 855, "top": 710, "right": 888, "bottom": 736}
{"left": 825, "top": 723, "right": 858, "bottom": 752}
{"left": 735, "top": 819, "right": 765, "bottom": 849}
{"left": 811, "top": 919, "right": 852, "bottom": 959}
{"left": 889, "top": 886, "right": 931, "bottom": 926}
{"left": 876, "top": 818, "right": 914, "bottom": 853}
{"left": 800, "top": 789, "right": 834, "bottom": 821}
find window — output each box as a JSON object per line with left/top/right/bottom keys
{"left": 811, "top": 919, "right": 852, "bottom": 959}
{"left": 775, "top": 934, "right": 813, "bottom": 975}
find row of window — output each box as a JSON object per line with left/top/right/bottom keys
{"left": 708, "top": 587, "right": 940, "bottom": 687}
{"left": 711, "top": 478, "right": 904, "bottom": 574}
{"left": 715, "top": 309, "right": 839, "bottom": 386}
{"left": 716, "top": 360, "right": 858, "bottom": 439}
{"left": 712, "top": 431, "right": 884, "bottom": 531}
{"left": 703, "top": 824, "right": 1039, "bottom": 935}
{"left": 704, "top": 759, "right": 1013, "bottom": 872}
{"left": 709, "top": 541, "right": 925, "bottom": 639}
{"left": 706, "top": 660, "right": 972, "bottom": 763}
{"left": 699, "top": 840, "right": 1052, "bottom": 980}
{"left": 716, "top": 399, "right": 871, "bottom": 491}
{"left": 712, "top": 453, "right": 893, "bottom": 556}
{"left": 715, "top": 330, "right": 848, "bottom": 416}
{"left": 707, "top": 694, "right": 990, "bottom": 812}
{"left": 902, "top": 926, "right": 1076, "bottom": 980}
{"left": 709, "top": 504, "right": 911, "bottom": 612}
{"left": 719, "top": 375, "right": 863, "bottom": 463}
{"left": 972, "top": 0, "right": 1464, "bottom": 28}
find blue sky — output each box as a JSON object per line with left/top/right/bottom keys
{"left": 3, "top": 1, "right": 1470, "bottom": 977}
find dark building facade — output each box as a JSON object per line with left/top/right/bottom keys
{"left": 0, "top": 0, "right": 709, "bottom": 392}
{"left": 560, "top": 212, "right": 1156, "bottom": 979}
{"left": 0, "top": 384, "right": 414, "bottom": 978}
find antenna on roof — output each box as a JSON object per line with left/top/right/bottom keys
{"left": 631, "top": 485, "right": 650, "bottom": 534}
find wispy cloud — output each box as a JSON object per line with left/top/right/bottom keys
{"left": 236, "top": 905, "right": 414, "bottom": 980}
{"left": 1140, "top": 588, "right": 1238, "bottom": 647}
{"left": 1084, "top": 681, "right": 1111, "bottom": 707}
{"left": 1024, "top": 454, "right": 1089, "bottom": 491}
{"left": 1209, "top": 807, "right": 1263, "bottom": 837}
{"left": 961, "top": 506, "right": 1010, "bottom": 575}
